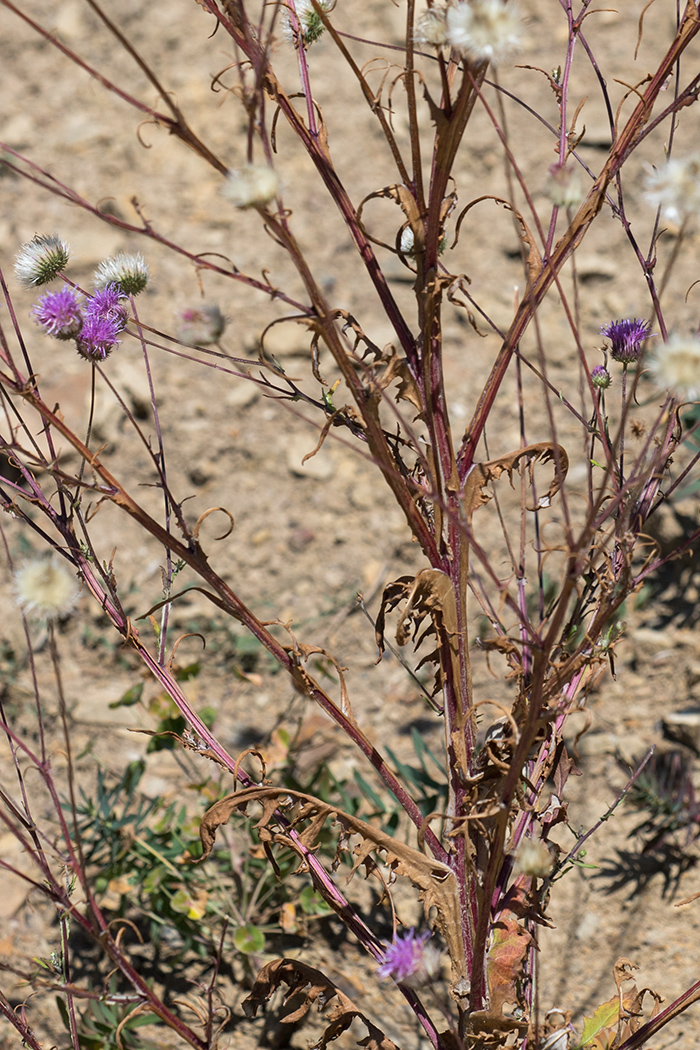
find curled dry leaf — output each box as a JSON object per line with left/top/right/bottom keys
{"left": 452, "top": 196, "right": 543, "bottom": 286}
{"left": 286, "top": 640, "right": 353, "bottom": 720}
{"left": 192, "top": 505, "right": 235, "bottom": 542}
{"left": 376, "top": 569, "right": 457, "bottom": 656}
{"left": 198, "top": 784, "right": 468, "bottom": 988}
{"left": 243, "top": 958, "right": 399, "bottom": 1050}
{"left": 356, "top": 182, "right": 425, "bottom": 255}
{"left": 463, "top": 442, "right": 569, "bottom": 520}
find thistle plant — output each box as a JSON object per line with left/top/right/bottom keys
{"left": 2, "top": 1, "right": 700, "bottom": 1049}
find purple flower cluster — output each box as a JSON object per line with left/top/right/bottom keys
{"left": 600, "top": 318, "right": 653, "bottom": 364}
{"left": 32, "top": 284, "right": 127, "bottom": 362}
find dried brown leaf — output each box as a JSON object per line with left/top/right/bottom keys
{"left": 243, "top": 958, "right": 399, "bottom": 1050}
{"left": 463, "top": 442, "right": 569, "bottom": 520}
{"left": 395, "top": 569, "right": 458, "bottom": 648}
{"left": 198, "top": 785, "right": 468, "bottom": 987}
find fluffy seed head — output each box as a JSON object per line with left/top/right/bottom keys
{"left": 177, "top": 304, "right": 226, "bottom": 346}
{"left": 13, "top": 555, "right": 80, "bottom": 621}
{"left": 514, "top": 838, "right": 554, "bottom": 878}
{"left": 281, "top": 0, "right": 335, "bottom": 45}
{"left": 15, "top": 234, "right": 70, "bottom": 287}
{"left": 415, "top": 5, "right": 450, "bottom": 47}
{"left": 645, "top": 153, "right": 700, "bottom": 225}
{"left": 600, "top": 318, "right": 652, "bottom": 364}
{"left": 446, "top": 0, "right": 523, "bottom": 66}
{"left": 647, "top": 333, "right": 700, "bottom": 402}
{"left": 32, "top": 287, "right": 83, "bottom": 340}
{"left": 377, "top": 930, "right": 441, "bottom": 987}
{"left": 591, "top": 365, "right": 611, "bottom": 390}
{"left": 94, "top": 252, "right": 149, "bottom": 295}
{"left": 222, "top": 165, "right": 280, "bottom": 209}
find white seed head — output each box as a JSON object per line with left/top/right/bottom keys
{"left": 222, "top": 165, "right": 280, "bottom": 209}
{"left": 446, "top": 0, "right": 523, "bottom": 66}
{"left": 415, "top": 5, "right": 450, "bottom": 48}
{"left": 645, "top": 153, "right": 700, "bottom": 225}
{"left": 647, "top": 333, "right": 700, "bottom": 402}
{"left": 14, "top": 234, "right": 70, "bottom": 287}
{"left": 13, "top": 555, "right": 80, "bottom": 621}
{"left": 94, "top": 252, "right": 149, "bottom": 295}
{"left": 547, "top": 162, "right": 584, "bottom": 209}
{"left": 280, "top": 0, "right": 335, "bottom": 46}
{"left": 513, "top": 838, "right": 554, "bottom": 878}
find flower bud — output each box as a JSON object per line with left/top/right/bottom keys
{"left": 281, "top": 0, "right": 336, "bottom": 45}
{"left": 591, "top": 365, "right": 611, "bottom": 389}
{"left": 177, "top": 304, "right": 226, "bottom": 346}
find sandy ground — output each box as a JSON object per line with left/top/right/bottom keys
{"left": 1, "top": 0, "right": 700, "bottom": 1047}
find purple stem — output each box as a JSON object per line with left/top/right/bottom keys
{"left": 130, "top": 298, "right": 173, "bottom": 664}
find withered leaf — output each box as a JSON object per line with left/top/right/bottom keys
{"left": 198, "top": 785, "right": 468, "bottom": 988}
{"left": 244, "top": 958, "right": 399, "bottom": 1050}
{"left": 463, "top": 442, "right": 569, "bottom": 520}
{"left": 486, "top": 915, "right": 532, "bottom": 1017}
{"left": 395, "top": 569, "right": 458, "bottom": 649}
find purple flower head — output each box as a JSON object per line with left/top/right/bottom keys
{"left": 600, "top": 318, "right": 653, "bottom": 364}
{"left": 32, "top": 287, "right": 83, "bottom": 340}
{"left": 377, "top": 929, "right": 439, "bottom": 986}
{"left": 591, "top": 365, "right": 611, "bottom": 390}
{"left": 76, "top": 283, "right": 127, "bottom": 361}
{"left": 85, "top": 284, "right": 127, "bottom": 324}
{"left": 76, "top": 313, "right": 124, "bottom": 362}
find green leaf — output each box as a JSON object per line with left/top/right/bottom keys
{"left": 299, "top": 885, "right": 332, "bottom": 915}
{"left": 573, "top": 995, "right": 620, "bottom": 1048}
{"left": 175, "top": 661, "right": 201, "bottom": 682}
{"left": 200, "top": 705, "right": 217, "bottom": 729}
{"left": 233, "top": 923, "right": 266, "bottom": 954}
{"left": 110, "top": 682, "right": 144, "bottom": 709}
